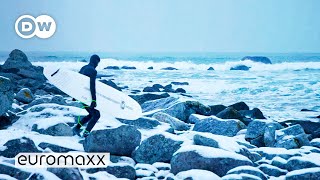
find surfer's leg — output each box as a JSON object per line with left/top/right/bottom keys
{"left": 85, "top": 109, "right": 100, "bottom": 133}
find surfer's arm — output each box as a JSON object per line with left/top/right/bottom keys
{"left": 90, "top": 75, "right": 97, "bottom": 101}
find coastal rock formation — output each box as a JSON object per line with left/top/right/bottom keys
{"left": 0, "top": 76, "right": 14, "bottom": 116}
{"left": 230, "top": 65, "right": 251, "bottom": 71}
{"left": 241, "top": 56, "right": 272, "bottom": 64}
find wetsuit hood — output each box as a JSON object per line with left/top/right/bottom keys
{"left": 89, "top": 54, "right": 100, "bottom": 68}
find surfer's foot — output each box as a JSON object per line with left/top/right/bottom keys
{"left": 83, "top": 131, "right": 90, "bottom": 138}
{"left": 72, "top": 126, "right": 82, "bottom": 136}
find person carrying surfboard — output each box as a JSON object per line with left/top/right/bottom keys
{"left": 73, "top": 54, "right": 101, "bottom": 137}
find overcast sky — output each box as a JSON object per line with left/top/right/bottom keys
{"left": 0, "top": 0, "right": 320, "bottom": 53}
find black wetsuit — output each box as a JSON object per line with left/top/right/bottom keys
{"left": 76, "top": 58, "right": 101, "bottom": 133}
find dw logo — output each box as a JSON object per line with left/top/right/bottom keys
{"left": 15, "top": 15, "right": 56, "bottom": 39}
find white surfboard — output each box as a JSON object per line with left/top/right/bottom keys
{"left": 43, "top": 67, "right": 142, "bottom": 120}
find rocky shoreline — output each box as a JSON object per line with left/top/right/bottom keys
{"left": 0, "top": 49, "right": 320, "bottom": 180}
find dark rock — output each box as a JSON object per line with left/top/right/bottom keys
{"left": 207, "top": 67, "right": 215, "bottom": 70}
{"left": 271, "top": 157, "right": 287, "bottom": 170}
{"left": 185, "top": 101, "right": 211, "bottom": 116}
{"left": 286, "top": 153, "right": 320, "bottom": 171}
{"left": 239, "top": 108, "right": 266, "bottom": 119}
{"left": 148, "top": 66, "right": 153, "bottom": 70}
{"left": 208, "top": 105, "right": 227, "bottom": 115}
{"left": 143, "top": 86, "right": 161, "bottom": 92}
{"left": 104, "top": 66, "right": 120, "bottom": 70}
{"left": 152, "top": 112, "right": 190, "bottom": 131}
{"left": 163, "top": 84, "right": 175, "bottom": 93}
{"left": 129, "top": 93, "right": 170, "bottom": 105}
{"left": 286, "top": 167, "right": 320, "bottom": 180}
{"left": 99, "top": 79, "right": 122, "bottom": 91}
{"left": 301, "top": 109, "right": 316, "bottom": 112}
{"left": 0, "top": 137, "right": 41, "bottom": 158}
{"left": 42, "top": 83, "right": 67, "bottom": 95}
{"left": 50, "top": 95, "right": 67, "bottom": 105}
{"left": 38, "top": 142, "right": 77, "bottom": 152}
{"left": 15, "top": 88, "right": 35, "bottom": 103}
{"left": 0, "top": 76, "right": 14, "bottom": 116}
{"left": 193, "top": 134, "right": 219, "bottom": 148}
{"left": 32, "top": 123, "right": 73, "bottom": 136}
{"left": 229, "top": 101, "right": 249, "bottom": 111}
{"left": 274, "top": 124, "right": 310, "bottom": 149}
{"left": 161, "top": 67, "right": 178, "bottom": 70}
{"left": 193, "top": 116, "right": 246, "bottom": 137}
{"left": 171, "top": 145, "right": 253, "bottom": 176}
{"left": 226, "top": 166, "right": 267, "bottom": 180}
{"left": 230, "top": 65, "right": 251, "bottom": 71}
{"left": 216, "top": 107, "right": 244, "bottom": 121}
{"left": 258, "top": 164, "right": 287, "bottom": 177}
{"left": 83, "top": 125, "right": 141, "bottom": 156}
{"left": 171, "top": 82, "right": 189, "bottom": 86}
{"left": 152, "top": 84, "right": 164, "bottom": 89}
{"left": 86, "top": 164, "right": 136, "bottom": 180}
{"left": 241, "top": 56, "right": 272, "bottom": 64}
{"left": 48, "top": 168, "right": 83, "bottom": 180}
{"left": 281, "top": 120, "right": 320, "bottom": 139}
{"left": 121, "top": 66, "right": 136, "bottom": 70}
{"left": 0, "top": 163, "right": 32, "bottom": 179}
{"left": 311, "top": 139, "right": 320, "bottom": 148}
{"left": 132, "top": 133, "right": 183, "bottom": 164}
{"left": 174, "top": 88, "right": 186, "bottom": 93}
{"left": 118, "top": 117, "right": 161, "bottom": 129}
{"left": 245, "top": 120, "right": 283, "bottom": 147}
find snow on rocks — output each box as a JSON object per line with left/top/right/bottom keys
{"left": 176, "top": 169, "right": 221, "bottom": 180}
{"left": 193, "top": 115, "right": 246, "bottom": 137}
{"left": 226, "top": 165, "right": 268, "bottom": 180}
{"left": 286, "top": 153, "right": 320, "bottom": 171}
{"left": 258, "top": 164, "right": 287, "bottom": 177}
{"left": 285, "top": 167, "right": 320, "bottom": 180}
{"left": 171, "top": 145, "right": 253, "bottom": 176}
{"left": 274, "top": 124, "right": 310, "bottom": 149}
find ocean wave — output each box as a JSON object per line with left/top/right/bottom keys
{"left": 32, "top": 58, "right": 320, "bottom": 71}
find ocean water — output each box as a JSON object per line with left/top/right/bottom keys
{"left": 1, "top": 52, "right": 320, "bottom": 121}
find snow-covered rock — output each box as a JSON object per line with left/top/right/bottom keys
{"left": 193, "top": 115, "right": 246, "bottom": 137}
{"left": 48, "top": 167, "right": 83, "bottom": 180}
{"left": 286, "top": 153, "right": 320, "bottom": 171}
{"left": 171, "top": 145, "right": 253, "bottom": 176}
{"left": 310, "top": 138, "right": 320, "bottom": 148}
{"left": 32, "top": 122, "right": 73, "bottom": 136}
{"left": 226, "top": 166, "right": 267, "bottom": 180}
{"left": 176, "top": 169, "right": 221, "bottom": 180}
{"left": 258, "top": 164, "right": 287, "bottom": 177}
{"left": 285, "top": 167, "right": 320, "bottom": 180}
{"left": 132, "top": 133, "right": 183, "bottom": 164}
{"left": 83, "top": 125, "right": 141, "bottom": 156}
{"left": 274, "top": 124, "right": 310, "bottom": 149}
{"left": 152, "top": 112, "right": 190, "bottom": 131}
{"left": 0, "top": 137, "right": 41, "bottom": 158}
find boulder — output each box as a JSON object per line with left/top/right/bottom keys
{"left": 245, "top": 120, "right": 283, "bottom": 147}
{"left": 152, "top": 112, "right": 190, "bottom": 131}
{"left": 86, "top": 163, "right": 136, "bottom": 180}
{"left": 216, "top": 107, "right": 243, "bottom": 121}
{"left": 239, "top": 108, "right": 266, "bottom": 119}
{"left": 286, "top": 153, "right": 320, "bottom": 171}
{"left": 0, "top": 76, "right": 14, "bottom": 116}
{"left": 274, "top": 124, "right": 310, "bottom": 149}
{"left": 281, "top": 120, "right": 320, "bottom": 139}
{"left": 132, "top": 133, "right": 183, "bottom": 164}
{"left": 38, "top": 142, "right": 77, "bottom": 152}
{"left": 83, "top": 125, "right": 141, "bottom": 156}
{"left": 15, "top": 88, "right": 34, "bottom": 103}
{"left": 104, "top": 66, "right": 120, "bottom": 70}
{"left": 121, "top": 66, "right": 136, "bottom": 70}
{"left": 174, "top": 88, "right": 186, "bottom": 93}
{"left": 118, "top": 117, "right": 161, "bottom": 130}
{"left": 48, "top": 168, "right": 83, "bottom": 180}
{"left": 230, "top": 65, "right": 250, "bottom": 71}
{"left": 0, "top": 137, "right": 41, "bottom": 158}
{"left": 99, "top": 80, "right": 122, "bottom": 91}
{"left": 252, "top": 147, "right": 301, "bottom": 160}
{"left": 193, "top": 116, "right": 246, "bottom": 137}
{"left": 148, "top": 66, "right": 153, "bottom": 70}
{"left": 0, "top": 163, "right": 32, "bottom": 179}
{"left": 163, "top": 84, "right": 175, "bottom": 93}
{"left": 311, "top": 138, "right": 320, "bottom": 148}
{"left": 241, "top": 56, "right": 272, "bottom": 64}
{"left": 161, "top": 67, "right": 178, "bottom": 70}
{"left": 143, "top": 86, "right": 161, "bottom": 92}
{"left": 271, "top": 156, "right": 287, "bottom": 170}
{"left": 207, "top": 67, "right": 215, "bottom": 70}
{"left": 50, "top": 95, "right": 67, "bottom": 105}
{"left": 152, "top": 84, "right": 164, "bottom": 89}
{"left": 258, "top": 164, "right": 287, "bottom": 177}
{"left": 129, "top": 93, "right": 170, "bottom": 105}
{"left": 286, "top": 167, "right": 320, "bottom": 180}
{"left": 176, "top": 169, "right": 221, "bottom": 179}
{"left": 229, "top": 102, "right": 249, "bottom": 111}
{"left": 226, "top": 166, "right": 267, "bottom": 180}
{"left": 171, "top": 145, "right": 253, "bottom": 176}
{"left": 32, "top": 123, "right": 73, "bottom": 136}
{"left": 208, "top": 105, "right": 227, "bottom": 115}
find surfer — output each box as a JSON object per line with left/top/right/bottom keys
{"left": 73, "top": 54, "right": 101, "bottom": 137}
